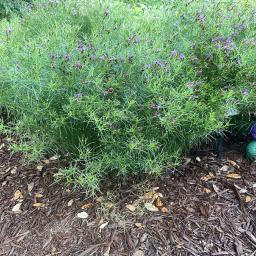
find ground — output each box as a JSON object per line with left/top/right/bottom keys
{"left": 1, "top": 134, "right": 256, "bottom": 256}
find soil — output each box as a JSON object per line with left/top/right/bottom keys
{"left": 1, "top": 134, "right": 256, "bottom": 256}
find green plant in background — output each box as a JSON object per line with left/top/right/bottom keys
{"left": 0, "top": 0, "right": 31, "bottom": 20}
{"left": 0, "top": 0, "right": 255, "bottom": 194}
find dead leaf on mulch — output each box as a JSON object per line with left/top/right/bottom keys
{"left": 126, "top": 204, "right": 136, "bottom": 212}
{"left": 27, "top": 182, "right": 34, "bottom": 192}
{"left": 12, "top": 203, "right": 22, "bottom": 213}
{"left": 77, "top": 211, "right": 89, "bottom": 219}
{"left": 67, "top": 199, "right": 74, "bottom": 207}
{"left": 227, "top": 159, "right": 239, "bottom": 168}
{"left": 245, "top": 195, "right": 252, "bottom": 203}
{"left": 144, "top": 202, "right": 158, "bottom": 212}
{"left": 203, "top": 188, "right": 211, "bottom": 194}
{"left": 33, "top": 203, "right": 46, "bottom": 208}
{"left": 155, "top": 196, "right": 163, "bottom": 207}
{"left": 134, "top": 223, "right": 143, "bottom": 228}
{"left": 81, "top": 202, "right": 93, "bottom": 209}
{"left": 161, "top": 207, "right": 169, "bottom": 213}
{"left": 201, "top": 172, "right": 215, "bottom": 181}
{"left": 13, "top": 190, "right": 23, "bottom": 200}
{"left": 226, "top": 173, "right": 241, "bottom": 179}
{"left": 99, "top": 221, "right": 109, "bottom": 230}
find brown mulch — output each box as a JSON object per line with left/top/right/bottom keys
{"left": 1, "top": 135, "right": 256, "bottom": 256}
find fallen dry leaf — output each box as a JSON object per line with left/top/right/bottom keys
{"left": 81, "top": 202, "right": 93, "bottom": 209}
{"left": 105, "top": 202, "right": 114, "bottom": 209}
{"left": 227, "top": 159, "right": 239, "bottom": 168}
{"left": 67, "top": 199, "right": 74, "bottom": 207}
{"left": 144, "top": 202, "right": 158, "bottom": 212}
{"left": 96, "top": 196, "right": 103, "bottom": 203}
{"left": 36, "top": 165, "right": 43, "bottom": 171}
{"left": 133, "top": 249, "right": 145, "bottom": 256}
{"left": 144, "top": 191, "right": 154, "bottom": 199}
{"left": 155, "top": 196, "right": 163, "bottom": 207}
{"left": 27, "top": 182, "right": 34, "bottom": 192}
{"left": 196, "top": 156, "right": 201, "bottom": 162}
{"left": 126, "top": 204, "right": 136, "bottom": 212}
{"left": 12, "top": 203, "right": 22, "bottom": 213}
{"left": 161, "top": 207, "right": 169, "bottom": 213}
{"left": 245, "top": 195, "right": 252, "bottom": 203}
{"left": 99, "top": 221, "right": 109, "bottom": 230}
{"left": 203, "top": 188, "right": 211, "bottom": 194}
{"left": 226, "top": 173, "right": 241, "bottom": 179}
{"left": 49, "top": 155, "right": 59, "bottom": 161}
{"left": 134, "top": 223, "right": 143, "bottom": 228}
{"left": 33, "top": 203, "right": 46, "bottom": 208}
{"left": 77, "top": 211, "right": 89, "bottom": 219}
{"left": 201, "top": 172, "right": 215, "bottom": 182}
{"left": 13, "top": 190, "right": 23, "bottom": 200}
{"left": 35, "top": 193, "right": 43, "bottom": 199}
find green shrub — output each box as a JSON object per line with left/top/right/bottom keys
{"left": 0, "top": 0, "right": 31, "bottom": 20}
{"left": 0, "top": 0, "right": 256, "bottom": 193}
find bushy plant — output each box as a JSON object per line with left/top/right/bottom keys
{"left": 0, "top": 0, "right": 255, "bottom": 193}
{"left": 0, "top": 0, "right": 31, "bottom": 20}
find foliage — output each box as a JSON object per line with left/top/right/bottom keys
{"left": 0, "top": 0, "right": 31, "bottom": 20}
{"left": 0, "top": 0, "right": 256, "bottom": 194}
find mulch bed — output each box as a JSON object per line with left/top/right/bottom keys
{"left": 1, "top": 134, "right": 256, "bottom": 256}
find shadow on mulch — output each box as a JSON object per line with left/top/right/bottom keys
{"left": 0, "top": 134, "right": 256, "bottom": 256}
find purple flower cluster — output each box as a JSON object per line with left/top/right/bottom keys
{"left": 211, "top": 36, "right": 236, "bottom": 52}
{"left": 74, "top": 92, "right": 83, "bottom": 101}
{"left": 242, "top": 88, "right": 249, "bottom": 97}
{"left": 198, "top": 13, "right": 205, "bottom": 23}
{"left": 128, "top": 34, "right": 141, "bottom": 45}
{"left": 170, "top": 50, "right": 185, "bottom": 60}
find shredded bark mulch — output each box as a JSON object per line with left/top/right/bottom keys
{"left": 1, "top": 135, "right": 256, "bottom": 256}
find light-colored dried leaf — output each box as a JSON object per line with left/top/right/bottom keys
{"left": 161, "top": 207, "right": 169, "bottom": 213}
{"left": 196, "top": 156, "right": 201, "bottom": 162}
{"left": 27, "top": 182, "right": 34, "bottom": 192}
{"left": 11, "top": 167, "right": 17, "bottom": 174}
{"left": 227, "top": 159, "right": 239, "bottom": 168}
{"left": 203, "top": 188, "right": 211, "bottom": 194}
{"left": 144, "top": 191, "right": 154, "bottom": 199}
{"left": 155, "top": 196, "right": 163, "bottom": 207}
{"left": 226, "top": 173, "right": 241, "bottom": 179}
{"left": 13, "top": 190, "right": 23, "bottom": 200}
{"left": 126, "top": 204, "right": 136, "bottom": 212}
{"left": 12, "top": 203, "right": 22, "bottom": 213}
{"left": 96, "top": 196, "right": 103, "bottom": 203}
{"left": 77, "top": 211, "right": 89, "bottom": 219}
{"left": 49, "top": 155, "right": 59, "bottom": 161}
{"left": 105, "top": 202, "right": 114, "bottom": 209}
{"left": 133, "top": 249, "right": 145, "bottom": 256}
{"left": 201, "top": 172, "right": 215, "bottom": 181}
{"left": 37, "top": 165, "right": 43, "bottom": 171}
{"left": 81, "top": 202, "right": 93, "bottom": 209}
{"left": 99, "top": 221, "right": 109, "bottom": 230}
{"left": 33, "top": 203, "right": 46, "bottom": 208}
{"left": 134, "top": 223, "right": 143, "bottom": 228}
{"left": 35, "top": 193, "right": 43, "bottom": 198}
{"left": 144, "top": 202, "right": 158, "bottom": 212}
{"left": 67, "top": 199, "right": 74, "bottom": 207}
{"left": 245, "top": 195, "right": 252, "bottom": 203}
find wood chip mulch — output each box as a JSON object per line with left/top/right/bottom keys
{"left": 1, "top": 135, "right": 256, "bottom": 256}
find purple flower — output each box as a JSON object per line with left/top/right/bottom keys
{"left": 170, "top": 50, "right": 178, "bottom": 57}
{"left": 120, "top": 56, "right": 125, "bottom": 63}
{"left": 242, "top": 88, "right": 249, "bottom": 96}
{"left": 63, "top": 54, "right": 71, "bottom": 62}
{"left": 128, "top": 52, "right": 134, "bottom": 63}
{"left": 198, "top": 14, "right": 205, "bottom": 23}
{"left": 155, "top": 59, "right": 165, "bottom": 68}
{"left": 74, "top": 92, "right": 83, "bottom": 101}
{"left": 179, "top": 53, "right": 185, "bottom": 60}
{"left": 91, "top": 55, "right": 97, "bottom": 61}
{"left": 5, "top": 28, "right": 13, "bottom": 36}
{"left": 234, "top": 24, "right": 246, "bottom": 31}
{"left": 144, "top": 64, "right": 152, "bottom": 69}
{"left": 77, "top": 41, "right": 86, "bottom": 53}
{"left": 73, "top": 62, "right": 83, "bottom": 69}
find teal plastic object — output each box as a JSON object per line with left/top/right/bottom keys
{"left": 246, "top": 141, "right": 256, "bottom": 161}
